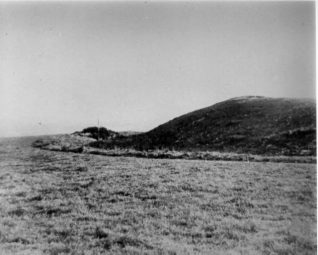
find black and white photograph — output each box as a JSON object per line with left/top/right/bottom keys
{"left": 0, "top": 0, "right": 316, "bottom": 254}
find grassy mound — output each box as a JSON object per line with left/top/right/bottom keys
{"left": 92, "top": 96, "right": 316, "bottom": 156}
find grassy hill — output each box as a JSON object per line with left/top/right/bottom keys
{"left": 91, "top": 96, "right": 316, "bottom": 156}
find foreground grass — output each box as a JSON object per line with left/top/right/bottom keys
{"left": 0, "top": 137, "right": 316, "bottom": 254}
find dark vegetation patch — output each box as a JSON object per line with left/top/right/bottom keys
{"left": 73, "top": 126, "right": 120, "bottom": 140}
{"left": 8, "top": 207, "right": 26, "bottom": 217}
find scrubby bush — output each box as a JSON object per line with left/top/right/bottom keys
{"left": 82, "top": 127, "right": 112, "bottom": 140}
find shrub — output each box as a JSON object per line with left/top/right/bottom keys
{"left": 82, "top": 126, "right": 112, "bottom": 140}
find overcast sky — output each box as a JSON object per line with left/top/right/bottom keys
{"left": 0, "top": 1, "right": 315, "bottom": 137}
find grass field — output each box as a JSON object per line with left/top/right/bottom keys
{"left": 0, "top": 137, "right": 316, "bottom": 254}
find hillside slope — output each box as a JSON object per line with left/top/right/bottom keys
{"left": 98, "top": 96, "right": 315, "bottom": 156}
{"left": 145, "top": 96, "right": 316, "bottom": 155}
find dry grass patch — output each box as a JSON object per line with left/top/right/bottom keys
{"left": 0, "top": 137, "right": 316, "bottom": 254}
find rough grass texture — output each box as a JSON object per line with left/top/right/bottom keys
{"left": 0, "top": 137, "right": 316, "bottom": 255}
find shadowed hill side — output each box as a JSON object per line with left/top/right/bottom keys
{"left": 91, "top": 96, "right": 316, "bottom": 156}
